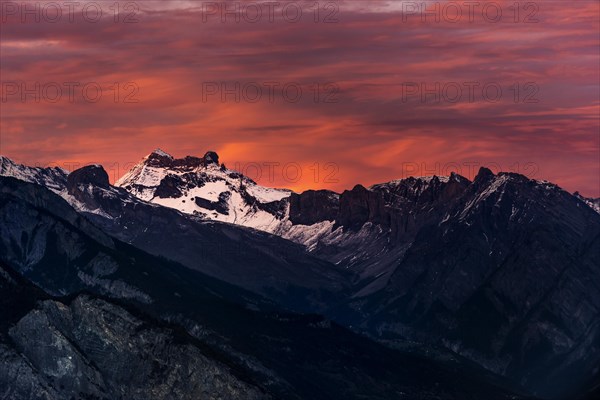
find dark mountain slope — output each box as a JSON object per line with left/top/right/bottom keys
{"left": 0, "top": 176, "right": 532, "bottom": 400}
{"left": 343, "top": 169, "right": 600, "bottom": 398}
{"left": 5, "top": 156, "right": 596, "bottom": 398}
{"left": 0, "top": 165, "right": 351, "bottom": 313}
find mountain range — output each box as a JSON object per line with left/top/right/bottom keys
{"left": 1, "top": 149, "right": 599, "bottom": 400}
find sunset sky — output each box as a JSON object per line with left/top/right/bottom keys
{"left": 1, "top": 0, "right": 599, "bottom": 196}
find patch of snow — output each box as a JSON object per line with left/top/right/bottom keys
{"left": 0, "top": 155, "right": 68, "bottom": 192}
{"left": 246, "top": 183, "right": 291, "bottom": 203}
{"left": 194, "top": 180, "right": 230, "bottom": 202}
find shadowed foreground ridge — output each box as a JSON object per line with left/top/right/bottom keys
{"left": 0, "top": 175, "right": 532, "bottom": 400}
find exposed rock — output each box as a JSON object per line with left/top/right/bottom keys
{"left": 139, "top": 150, "right": 219, "bottom": 172}
{"left": 0, "top": 259, "right": 269, "bottom": 400}
{"left": 146, "top": 148, "right": 174, "bottom": 167}
{"left": 337, "top": 184, "right": 387, "bottom": 230}
{"left": 67, "top": 165, "right": 110, "bottom": 191}
{"left": 7, "top": 296, "right": 269, "bottom": 400}
{"left": 155, "top": 174, "right": 185, "bottom": 198}
{"left": 195, "top": 191, "right": 231, "bottom": 215}
{"left": 473, "top": 166, "right": 495, "bottom": 186}
{"left": 172, "top": 156, "right": 204, "bottom": 170}
{"left": 351, "top": 171, "right": 600, "bottom": 399}
{"left": 289, "top": 190, "right": 339, "bottom": 225}
{"left": 203, "top": 151, "right": 219, "bottom": 165}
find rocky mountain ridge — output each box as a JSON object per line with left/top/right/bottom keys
{"left": 0, "top": 176, "right": 531, "bottom": 400}
{"left": 2, "top": 151, "right": 599, "bottom": 398}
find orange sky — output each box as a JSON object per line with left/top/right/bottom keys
{"left": 1, "top": 0, "right": 599, "bottom": 196}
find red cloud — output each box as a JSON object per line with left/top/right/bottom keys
{"left": 1, "top": 0, "right": 598, "bottom": 196}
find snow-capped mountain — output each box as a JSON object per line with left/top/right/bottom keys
{"left": 110, "top": 151, "right": 479, "bottom": 250}
{"left": 115, "top": 149, "right": 291, "bottom": 232}
{"left": 115, "top": 151, "right": 600, "bottom": 243}
{"left": 0, "top": 155, "right": 68, "bottom": 192}
{"left": 113, "top": 150, "right": 600, "bottom": 276}
{"left": 0, "top": 155, "right": 133, "bottom": 220}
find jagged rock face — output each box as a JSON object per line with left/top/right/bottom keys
{"left": 7, "top": 296, "right": 268, "bottom": 400}
{"left": 350, "top": 169, "right": 600, "bottom": 398}
{"left": 65, "top": 165, "right": 128, "bottom": 215}
{"left": 289, "top": 190, "right": 339, "bottom": 225}
{"left": 289, "top": 175, "right": 469, "bottom": 245}
{"left": 194, "top": 191, "right": 231, "bottom": 214}
{"left": 371, "top": 174, "right": 471, "bottom": 242}
{"left": 0, "top": 261, "right": 269, "bottom": 400}
{"left": 144, "top": 149, "right": 204, "bottom": 171}
{"left": 155, "top": 174, "right": 186, "bottom": 198}
{"left": 0, "top": 262, "right": 58, "bottom": 400}
{"left": 337, "top": 184, "right": 388, "bottom": 230}
{"left": 373, "top": 173, "right": 470, "bottom": 208}
{"left": 282, "top": 175, "right": 472, "bottom": 276}
{"left": 142, "top": 149, "right": 218, "bottom": 171}
{"left": 67, "top": 165, "right": 110, "bottom": 191}
{"left": 204, "top": 150, "right": 219, "bottom": 165}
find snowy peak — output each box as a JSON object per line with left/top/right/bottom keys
{"left": 0, "top": 155, "right": 68, "bottom": 192}
{"left": 150, "top": 148, "right": 173, "bottom": 159}
{"left": 115, "top": 150, "right": 220, "bottom": 189}
{"left": 142, "top": 150, "right": 203, "bottom": 170}
{"left": 115, "top": 149, "right": 292, "bottom": 232}
{"left": 120, "top": 149, "right": 219, "bottom": 177}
